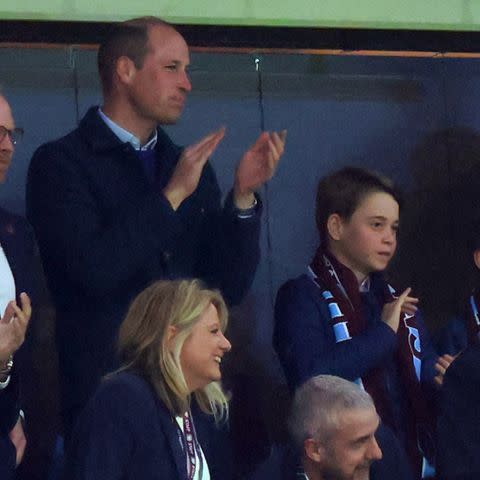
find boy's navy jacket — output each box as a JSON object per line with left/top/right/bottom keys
{"left": 274, "top": 273, "right": 437, "bottom": 392}
{"left": 65, "top": 371, "right": 232, "bottom": 480}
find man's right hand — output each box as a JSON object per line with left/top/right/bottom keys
{"left": 0, "top": 292, "right": 32, "bottom": 366}
{"left": 163, "top": 128, "right": 225, "bottom": 210}
{"left": 381, "top": 287, "right": 419, "bottom": 333}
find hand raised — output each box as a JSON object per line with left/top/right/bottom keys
{"left": 163, "top": 128, "right": 225, "bottom": 210}
{"left": 0, "top": 292, "right": 32, "bottom": 364}
{"left": 381, "top": 287, "right": 419, "bottom": 333}
{"left": 234, "top": 130, "right": 287, "bottom": 205}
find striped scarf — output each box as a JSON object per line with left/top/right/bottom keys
{"left": 310, "top": 248, "right": 434, "bottom": 478}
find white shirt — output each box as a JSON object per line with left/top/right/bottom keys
{"left": 0, "top": 242, "right": 15, "bottom": 320}
{"left": 175, "top": 415, "right": 211, "bottom": 480}
{"left": 0, "top": 242, "right": 15, "bottom": 389}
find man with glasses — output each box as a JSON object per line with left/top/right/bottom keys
{"left": 0, "top": 92, "right": 32, "bottom": 479}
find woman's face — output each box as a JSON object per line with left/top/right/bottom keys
{"left": 180, "top": 303, "right": 231, "bottom": 393}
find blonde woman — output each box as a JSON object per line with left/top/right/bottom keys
{"left": 65, "top": 279, "right": 232, "bottom": 480}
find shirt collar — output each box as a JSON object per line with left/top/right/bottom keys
{"left": 98, "top": 107, "right": 157, "bottom": 151}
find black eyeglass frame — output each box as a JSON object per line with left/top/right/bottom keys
{"left": 0, "top": 126, "right": 24, "bottom": 146}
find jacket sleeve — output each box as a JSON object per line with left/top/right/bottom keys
{"left": 0, "top": 369, "right": 19, "bottom": 435}
{"left": 274, "top": 278, "right": 398, "bottom": 390}
{"left": 194, "top": 167, "right": 261, "bottom": 306}
{"left": 26, "top": 141, "right": 189, "bottom": 299}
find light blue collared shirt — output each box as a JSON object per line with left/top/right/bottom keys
{"left": 98, "top": 108, "right": 157, "bottom": 151}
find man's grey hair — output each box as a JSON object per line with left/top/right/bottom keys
{"left": 288, "top": 375, "right": 375, "bottom": 450}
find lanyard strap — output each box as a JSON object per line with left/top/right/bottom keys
{"left": 179, "top": 411, "right": 204, "bottom": 480}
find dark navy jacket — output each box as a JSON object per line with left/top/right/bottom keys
{"left": 437, "top": 344, "right": 480, "bottom": 480}
{"left": 274, "top": 273, "right": 437, "bottom": 392}
{"left": 0, "top": 207, "right": 37, "bottom": 479}
{"left": 65, "top": 371, "right": 232, "bottom": 480}
{"left": 26, "top": 108, "right": 261, "bottom": 427}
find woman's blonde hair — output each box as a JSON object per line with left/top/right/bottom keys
{"left": 117, "top": 279, "right": 229, "bottom": 422}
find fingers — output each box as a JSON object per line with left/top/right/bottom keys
{"left": 436, "top": 354, "right": 455, "bottom": 370}
{"left": 400, "top": 296, "right": 419, "bottom": 315}
{"left": 397, "top": 287, "right": 412, "bottom": 301}
{"left": 186, "top": 127, "right": 225, "bottom": 160}
{"left": 19, "top": 292, "right": 32, "bottom": 322}
{"left": 0, "top": 301, "right": 15, "bottom": 324}
{"left": 434, "top": 374, "right": 444, "bottom": 387}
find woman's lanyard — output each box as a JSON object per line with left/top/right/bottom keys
{"left": 177, "top": 411, "right": 204, "bottom": 480}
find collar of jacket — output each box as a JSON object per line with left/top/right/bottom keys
{"left": 78, "top": 106, "right": 176, "bottom": 156}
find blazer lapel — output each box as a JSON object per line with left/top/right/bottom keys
{"left": 155, "top": 398, "right": 188, "bottom": 480}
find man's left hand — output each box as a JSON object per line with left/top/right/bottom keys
{"left": 234, "top": 130, "right": 287, "bottom": 208}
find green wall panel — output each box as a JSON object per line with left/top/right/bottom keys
{"left": 2, "top": 0, "right": 480, "bottom": 31}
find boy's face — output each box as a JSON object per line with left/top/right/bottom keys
{"left": 329, "top": 191, "right": 399, "bottom": 281}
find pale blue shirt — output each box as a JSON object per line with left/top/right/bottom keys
{"left": 98, "top": 108, "right": 157, "bottom": 151}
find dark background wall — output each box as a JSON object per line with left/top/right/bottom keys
{"left": 1, "top": 46, "right": 480, "bottom": 479}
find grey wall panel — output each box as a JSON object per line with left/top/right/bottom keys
{"left": 3, "top": 46, "right": 480, "bottom": 479}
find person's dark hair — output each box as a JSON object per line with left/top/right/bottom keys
{"left": 315, "top": 166, "right": 402, "bottom": 244}
{"left": 98, "top": 16, "right": 173, "bottom": 95}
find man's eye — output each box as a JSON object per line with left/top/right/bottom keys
{"left": 211, "top": 328, "right": 219, "bottom": 334}
{"left": 165, "top": 64, "right": 177, "bottom": 71}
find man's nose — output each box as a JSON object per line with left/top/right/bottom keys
{"left": 367, "top": 436, "right": 383, "bottom": 461}
{"left": 179, "top": 71, "right": 192, "bottom": 92}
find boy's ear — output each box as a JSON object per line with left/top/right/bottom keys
{"left": 473, "top": 249, "right": 480, "bottom": 270}
{"left": 304, "top": 438, "right": 325, "bottom": 464}
{"left": 327, "top": 213, "right": 344, "bottom": 241}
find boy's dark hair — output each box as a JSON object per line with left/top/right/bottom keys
{"left": 98, "top": 16, "right": 172, "bottom": 96}
{"left": 315, "top": 166, "right": 402, "bottom": 244}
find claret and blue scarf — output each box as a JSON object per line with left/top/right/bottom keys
{"left": 309, "top": 247, "right": 433, "bottom": 477}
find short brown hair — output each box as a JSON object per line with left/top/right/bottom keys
{"left": 117, "top": 279, "right": 230, "bottom": 421}
{"left": 315, "top": 166, "right": 402, "bottom": 245}
{"left": 98, "top": 16, "right": 173, "bottom": 95}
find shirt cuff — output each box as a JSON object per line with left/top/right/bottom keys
{"left": 235, "top": 195, "right": 259, "bottom": 219}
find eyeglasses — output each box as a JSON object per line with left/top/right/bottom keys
{"left": 0, "top": 126, "right": 24, "bottom": 146}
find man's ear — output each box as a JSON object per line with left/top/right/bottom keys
{"left": 116, "top": 56, "right": 137, "bottom": 86}
{"left": 304, "top": 438, "right": 324, "bottom": 464}
{"left": 327, "top": 213, "right": 344, "bottom": 242}
{"left": 474, "top": 249, "right": 480, "bottom": 270}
